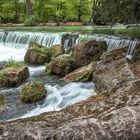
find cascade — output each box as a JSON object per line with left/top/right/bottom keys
{"left": 0, "top": 31, "right": 139, "bottom": 59}
{"left": 0, "top": 32, "right": 62, "bottom": 48}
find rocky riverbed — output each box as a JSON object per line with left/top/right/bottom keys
{"left": 0, "top": 38, "right": 140, "bottom": 139}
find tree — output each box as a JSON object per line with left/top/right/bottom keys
{"left": 25, "top": 0, "right": 33, "bottom": 16}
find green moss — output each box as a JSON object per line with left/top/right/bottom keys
{"left": 20, "top": 81, "right": 46, "bottom": 103}
{"left": 45, "top": 64, "right": 52, "bottom": 77}
{"left": 0, "top": 71, "right": 7, "bottom": 87}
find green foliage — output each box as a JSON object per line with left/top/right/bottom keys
{"left": 0, "top": 0, "right": 92, "bottom": 23}
{"left": 93, "top": 0, "right": 140, "bottom": 24}
{"left": 24, "top": 16, "right": 38, "bottom": 26}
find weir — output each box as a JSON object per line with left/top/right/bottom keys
{"left": 0, "top": 31, "right": 139, "bottom": 58}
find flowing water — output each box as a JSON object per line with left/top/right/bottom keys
{"left": 0, "top": 31, "right": 139, "bottom": 121}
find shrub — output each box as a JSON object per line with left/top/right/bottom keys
{"left": 24, "top": 15, "right": 38, "bottom": 26}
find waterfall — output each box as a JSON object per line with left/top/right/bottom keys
{"left": 76, "top": 34, "right": 139, "bottom": 51}
{"left": 0, "top": 32, "right": 62, "bottom": 48}
{"left": 0, "top": 31, "right": 139, "bottom": 59}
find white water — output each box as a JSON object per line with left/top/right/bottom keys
{"left": 0, "top": 31, "right": 139, "bottom": 51}
{"left": 0, "top": 32, "right": 61, "bottom": 48}
{"left": 21, "top": 82, "right": 94, "bottom": 118}
{"left": 29, "top": 66, "right": 46, "bottom": 76}
{"left": 0, "top": 44, "right": 26, "bottom": 61}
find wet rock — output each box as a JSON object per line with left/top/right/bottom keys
{"left": 61, "top": 33, "right": 79, "bottom": 48}
{"left": 131, "top": 43, "right": 140, "bottom": 61}
{"left": 20, "top": 81, "right": 46, "bottom": 103}
{"left": 50, "top": 44, "right": 65, "bottom": 58}
{"left": 63, "top": 62, "right": 96, "bottom": 82}
{"left": 0, "top": 94, "right": 5, "bottom": 113}
{"left": 72, "top": 40, "right": 107, "bottom": 69}
{"left": 0, "top": 66, "right": 29, "bottom": 87}
{"left": 47, "top": 54, "right": 73, "bottom": 77}
{"left": 24, "top": 42, "right": 50, "bottom": 65}
{"left": 93, "top": 46, "right": 137, "bottom": 94}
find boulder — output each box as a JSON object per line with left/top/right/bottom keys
{"left": 24, "top": 42, "right": 50, "bottom": 65}
{"left": 50, "top": 44, "right": 65, "bottom": 58}
{"left": 72, "top": 40, "right": 107, "bottom": 69}
{"left": 63, "top": 62, "right": 96, "bottom": 82}
{"left": 20, "top": 81, "right": 46, "bottom": 103}
{"left": 47, "top": 54, "right": 73, "bottom": 77}
{"left": 93, "top": 46, "right": 137, "bottom": 94}
{"left": 0, "top": 94, "right": 5, "bottom": 112}
{"left": 131, "top": 43, "right": 140, "bottom": 61}
{"left": 0, "top": 66, "right": 29, "bottom": 87}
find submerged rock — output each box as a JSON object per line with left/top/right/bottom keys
{"left": 72, "top": 40, "right": 107, "bottom": 69}
{"left": 24, "top": 42, "right": 50, "bottom": 65}
{"left": 0, "top": 66, "right": 29, "bottom": 87}
{"left": 63, "top": 62, "right": 96, "bottom": 82}
{"left": 20, "top": 81, "right": 46, "bottom": 103}
{"left": 47, "top": 54, "right": 73, "bottom": 77}
{"left": 50, "top": 44, "right": 65, "bottom": 58}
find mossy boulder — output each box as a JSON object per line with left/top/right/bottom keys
{"left": 47, "top": 54, "right": 73, "bottom": 77}
{"left": 50, "top": 44, "right": 65, "bottom": 58}
{"left": 24, "top": 42, "right": 51, "bottom": 65}
{"left": 0, "top": 66, "right": 29, "bottom": 87}
{"left": 63, "top": 62, "right": 96, "bottom": 82}
{"left": 72, "top": 40, "right": 107, "bottom": 69}
{"left": 0, "top": 94, "right": 6, "bottom": 112}
{"left": 20, "top": 81, "right": 46, "bottom": 103}
{"left": 0, "top": 94, "right": 5, "bottom": 107}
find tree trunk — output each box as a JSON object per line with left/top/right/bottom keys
{"left": 14, "top": 0, "right": 18, "bottom": 22}
{"left": 78, "top": 0, "right": 82, "bottom": 22}
{"left": 25, "top": 0, "right": 33, "bottom": 16}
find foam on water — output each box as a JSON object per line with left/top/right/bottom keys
{"left": 29, "top": 66, "right": 46, "bottom": 76}
{"left": 21, "top": 82, "right": 95, "bottom": 118}
{"left": 0, "top": 44, "right": 26, "bottom": 62}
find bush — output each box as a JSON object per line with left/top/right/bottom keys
{"left": 24, "top": 15, "right": 38, "bottom": 26}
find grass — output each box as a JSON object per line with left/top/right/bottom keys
{"left": 4, "top": 57, "right": 24, "bottom": 68}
